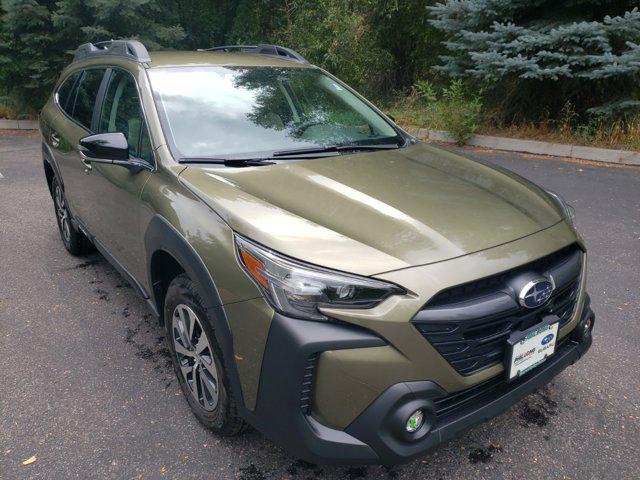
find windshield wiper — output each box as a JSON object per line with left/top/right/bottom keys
{"left": 179, "top": 142, "right": 401, "bottom": 165}
{"left": 272, "top": 143, "right": 400, "bottom": 157}
{"left": 180, "top": 157, "right": 276, "bottom": 167}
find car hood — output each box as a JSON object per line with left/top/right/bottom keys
{"left": 179, "top": 143, "right": 562, "bottom": 276}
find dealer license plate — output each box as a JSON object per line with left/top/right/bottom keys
{"left": 506, "top": 320, "right": 559, "bottom": 381}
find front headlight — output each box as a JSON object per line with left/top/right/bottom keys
{"left": 235, "top": 235, "right": 405, "bottom": 321}
{"left": 546, "top": 190, "right": 575, "bottom": 226}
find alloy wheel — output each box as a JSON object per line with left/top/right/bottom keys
{"left": 172, "top": 304, "right": 219, "bottom": 411}
{"left": 54, "top": 184, "right": 71, "bottom": 244}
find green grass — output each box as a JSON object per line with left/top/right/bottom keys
{"left": 388, "top": 93, "right": 640, "bottom": 152}
{"left": 0, "top": 102, "right": 17, "bottom": 119}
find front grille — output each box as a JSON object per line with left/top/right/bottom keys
{"left": 300, "top": 353, "right": 319, "bottom": 414}
{"left": 434, "top": 337, "right": 573, "bottom": 418}
{"left": 412, "top": 244, "right": 583, "bottom": 376}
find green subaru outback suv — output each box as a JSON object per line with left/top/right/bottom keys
{"left": 40, "top": 40, "right": 594, "bottom": 465}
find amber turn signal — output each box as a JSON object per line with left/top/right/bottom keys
{"left": 239, "top": 248, "right": 269, "bottom": 288}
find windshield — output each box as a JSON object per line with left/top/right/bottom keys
{"left": 148, "top": 66, "right": 403, "bottom": 159}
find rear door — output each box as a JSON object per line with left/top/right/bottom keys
{"left": 50, "top": 67, "right": 108, "bottom": 228}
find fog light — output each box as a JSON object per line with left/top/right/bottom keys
{"left": 571, "top": 309, "right": 595, "bottom": 343}
{"left": 406, "top": 410, "right": 424, "bottom": 433}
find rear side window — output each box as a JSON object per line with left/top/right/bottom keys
{"left": 56, "top": 72, "right": 81, "bottom": 114}
{"left": 72, "top": 69, "right": 106, "bottom": 129}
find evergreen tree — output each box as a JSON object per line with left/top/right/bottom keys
{"left": 429, "top": 0, "right": 640, "bottom": 121}
{"left": 52, "top": 0, "right": 185, "bottom": 52}
{"left": 158, "top": 0, "right": 236, "bottom": 49}
{"left": 0, "top": 0, "right": 184, "bottom": 112}
{"left": 0, "top": 0, "right": 62, "bottom": 112}
{"left": 368, "top": 1, "right": 443, "bottom": 89}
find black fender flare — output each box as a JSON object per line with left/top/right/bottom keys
{"left": 144, "top": 214, "right": 246, "bottom": 409}
{"left": 42, "top": 142, "right": 63, "bottom": 192}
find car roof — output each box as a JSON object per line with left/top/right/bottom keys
{"left": 147, "top": 51, "right": 313, "bottom": 69}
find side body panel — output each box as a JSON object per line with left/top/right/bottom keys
{"left": 88, "top": 162, "right": 152, "bottom": 282}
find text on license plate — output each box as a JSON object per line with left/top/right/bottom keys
{"left": 507, "top": 322, "right": 559, "bottom": 380}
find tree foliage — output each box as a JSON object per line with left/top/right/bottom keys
{"left": 0, "top": 0, "right": 442, "bottom": 111}
{"left": 277, "top": 0, "right": 395, "bottom": 96}
{"left": 0, "top": 0, "right": 61, "bottom": 110}
{"left": 429, "top": 0, "right": 640, "bottom": 121}
{"left": 1, "top": 0, "right": 639, "bottom": 125}
{"left": 0, "top": 0, "right": 184, "bottom": 110}
{"left": 52, "top": 0, "right": 185, "bottom": 50}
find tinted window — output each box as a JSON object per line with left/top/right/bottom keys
{"left": 56, "top": 72, "right": 81, "bottom": 114}
{"left": 72, "top": 69, "right": 105, "bottom": 129}
{"left": 99, "top": 69, "right": 150, "bottom": 161}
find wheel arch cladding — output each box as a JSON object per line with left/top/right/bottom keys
{"left": 149, "top": 249, "right": 185, "bottom": 318}
{"left": 43, "top": 159, "right": 55, "bottom": 195}
{"left": 144, "top": 214, "right": 246, "bottom": 409}
{"left": 42, "top": 142, "right": 60, "bottom": 195}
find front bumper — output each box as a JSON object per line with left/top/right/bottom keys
{"left": 242, "top": 305, "right": 594, "bottom": 465}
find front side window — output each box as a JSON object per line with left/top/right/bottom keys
{"left": 99, "top": 69, "right": 150, "bottom": 161}
{"left": 72, "top": 69, "right": 106, "bottom": 129}
{"left": 148, "top": 66, "right": 402, "bottom": 159}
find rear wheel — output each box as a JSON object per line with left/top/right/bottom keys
{"left": 51, "top": 176, "right": 91, "bottom": 255}
{"left": 165, "top": 273, "right": 246, "bottom": 435}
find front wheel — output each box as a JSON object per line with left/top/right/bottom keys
{"left": 165, "top": 273, "right": 246, "bottom": 435}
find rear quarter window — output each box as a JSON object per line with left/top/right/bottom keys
{"left": 71, "top": 69, "right": 106, "bottom": 129}
{"left": 56, "top": 71, "right": 81, "bottom": 115}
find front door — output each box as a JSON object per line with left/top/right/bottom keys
{"left": 83, "top": 68, "right": 154, "bottom": 284}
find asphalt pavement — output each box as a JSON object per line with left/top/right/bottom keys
{"left": 1, "top": 133, "right": 639, "bottom": 479}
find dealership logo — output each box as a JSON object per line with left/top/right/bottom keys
{"left": 514, "top": 348, "right": 536, "bottom": 366}
{"left": 541, "top": 333, "right": 555, "bottom": 345}
{"left": 519, "top": 277, "right": 555, "bottom": 308}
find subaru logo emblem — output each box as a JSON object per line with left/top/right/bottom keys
{"left": 541, "top": 333, "right": 554, "bottom": 345}
{"left": 518, "top": 277, "right": 554, "bottom": 308}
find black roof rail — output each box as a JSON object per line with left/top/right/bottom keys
{"left": 197, "top": 44, "right": 309, "bottom": 64}
{"left": 73, "top": 40, "right": 151, "bottom": 63}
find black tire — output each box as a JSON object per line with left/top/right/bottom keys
{"left": 51, "top": 176, "right": 92, "bottom": 255}
{"left": 164, "top": 273, "right": 246, "bottom": 436}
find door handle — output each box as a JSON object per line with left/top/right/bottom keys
{"left": 78, "top": 149, "right": 92, "bottom": 174}
{"left": 50, "top": 132, "right": 60, "bottom": 148}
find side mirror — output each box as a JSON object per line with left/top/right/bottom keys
{"left": 79, "top": 132, "right": 129, "bottom": 161}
